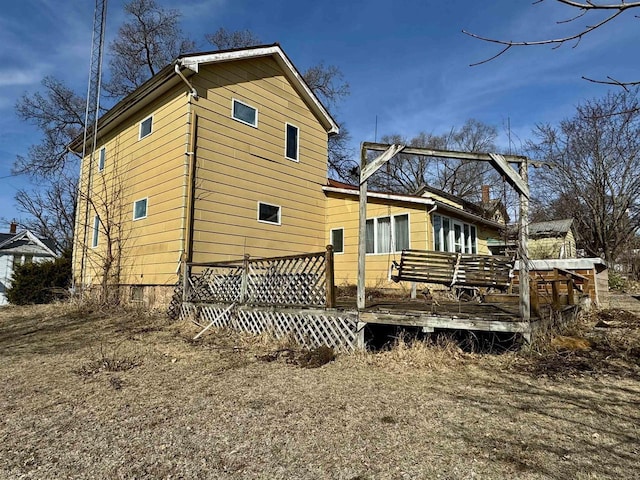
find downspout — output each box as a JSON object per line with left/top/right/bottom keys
{"left": 175, "top": 64, "right": 198, "bottom": 278}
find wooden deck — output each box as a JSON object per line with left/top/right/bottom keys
{"left": 336, "top": 296, "right": 577, "bottom": 342}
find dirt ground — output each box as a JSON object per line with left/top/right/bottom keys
{"left": 0, "top": 303, "right": 639, "bottom": 479}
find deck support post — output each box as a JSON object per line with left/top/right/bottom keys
{"left": 356, "top": 321, "right": 367, "bottom": 349}
{"left": 325, "top": 245, "right": 336, "bottom": 308}
{"left": 519, "top": 158, "right": 530, "bottom": 322}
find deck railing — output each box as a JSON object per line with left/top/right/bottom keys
{"left": 182, "top": 246, "right": 336, "bottom": 308}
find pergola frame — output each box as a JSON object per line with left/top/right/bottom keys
{"left": 357, "top": 142, "right": 531, "bottom": 321}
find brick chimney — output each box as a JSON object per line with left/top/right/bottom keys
{"left": 481, "top": 185, "right": 490, "bottom": 204}
{"left": 9, "top": 221, "right": 17, "bottom": 234}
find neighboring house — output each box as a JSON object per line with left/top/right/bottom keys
{"left": 70, "top": 45, "right": 338, "bottom": 299}
{"left": 324, "top": 179, "right": 506, "bottom": 288}
{"left": 488, "top": 219, "right": 577, "bottom": 260}
{"left": 0, "top": 223, "right": 58, "bottom": 305}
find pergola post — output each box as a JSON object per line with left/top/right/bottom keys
{"left": 519, "top": 158, "right": 530, "bottom": 321}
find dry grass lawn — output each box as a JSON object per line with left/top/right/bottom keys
{"left": 1, "top": 303, "right": 639, "bottom": 479}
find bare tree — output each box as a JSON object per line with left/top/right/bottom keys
{"left": 104, "top": 0, "right": 195, "bottom": 98}
{"left": 464, "top": 1, "right": 640, "bottom": 88}
{"left": 529, "top": 89, "right": 640, "bottom": 261}
{"left": 205, "top": 27, "right": 262, "bottom": 50}
{"left": 370, "top": 119, "right": 501, "bottom": 200}
{"left": 14, "top": 174, "right": 77, "bottom": 251}
{"left": 14, "top": 76, "right": 85, "bottom": 177}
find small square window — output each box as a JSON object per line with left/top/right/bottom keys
{"left": 98, "top": 147, "right": 106, "bottom": 172}
{"left": 285, "top": 123, "right": 299, "bottom": 161}
{"left": 139, "top": 115, "right": 153, "bottom": 139}
{"left": 258, "top": 202, "right": 280, "bottom": 225}
{"left": 133, "top": 198, "right": 148, "bottom": 220}
{"left": 331, "top": 228, "right": 344, "bottom": 254}
{"left": 232, "top": 99, "right": 258, "bottom": 127}
{"left": 92, "top": 215, "right": 100, "bottom": 248}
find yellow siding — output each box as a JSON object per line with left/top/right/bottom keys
{"left": 74, "top": 84, "right": 189, "bottom": 286}
{"left": 189, "top": 57, "right": 329, "bottom": 263}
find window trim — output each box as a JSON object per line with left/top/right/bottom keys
{"left": 139, "top": 114, "right": 153, "bottom": 140}
{"left": 365, "top": 213, "right": 410, "bottom": 255}
{"left": 133, "top": 197, "right": 148, "bottom": 221}
{"left": 91, "top": 215, "right": 100, "bottom": 248}
{"left": 231, "top": 98, "right": 258, "bottom": 128}
{"left": 330, "top": 227, "right": 345, "bottom": 254}
{"left": 285, "top": 122, "right": 299, "bottom": 161}
{"left": 98, "top": 146, "right": 106, "bottom": 172}
{"left": 257, "top": 201, "right": 281, "bottom": 225}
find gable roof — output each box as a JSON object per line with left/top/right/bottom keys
{"left": 0, "top": 230, "right": 58, "bottom": 256}
{"left": 324, "top": 179, "right": 505, "bottom": 229}
{"left": 529, "top": 219, "right": 574, "bottom": 237}
{"left": 70, "top": 44, "right": 338, "bottom": 153}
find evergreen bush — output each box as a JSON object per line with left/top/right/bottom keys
{"left": 6, "top": 251, "right": 72, "bottom": 305}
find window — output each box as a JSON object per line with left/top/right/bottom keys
{"left": 98, "top": 147, "right": 106, "bottom": 172}
{"left": 139, "top": 115, "right": 153, "bottom": 139}
{"left": 92, "top": 215, "right": 100, "bottom": 248}
{"left": 258, "top": 202, "right": 280, "bottom": 225}
{"left": 330, "top": 228, "right": 344, "bottom": 254}
{"left": 133, "top": 198, "right": 148, "bottom": 220}
{"left": 365, "top": 214, "right": 409, "bottom": 254}
{"left": 433, "top": 214, "right": 477, "bottom": 254}
{"left": 232, "top": 99, "right": 258, "bottom": 127}
{"left": 285, "top": 123, "right": 299, "bottom": 161}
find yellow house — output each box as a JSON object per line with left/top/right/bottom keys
{"left": 323, "top": 179, "right": 506, "bottom": 289}
{"left": 70, "top": 45, "right": 338, "bottom": 299}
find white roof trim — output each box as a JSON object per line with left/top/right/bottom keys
{"left": 0, "top": 230, "right": 57, "bottom": 256}
{"left": 177, "top": 45, "right": 339, "bottom": 135}
{"left": 323, "top": 186, "right": 436, "bottom": 206}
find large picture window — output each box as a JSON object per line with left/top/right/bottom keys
{"left": 365, "top": 214, "right": 409, "bottom": 254}
{"left": 433, "top": 214, "right": 477, "bottom": 254}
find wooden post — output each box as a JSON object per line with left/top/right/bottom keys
{"left": 519, "top": 158, "right": 530, "bottom": 322}
{"left": 182, "top": 260, "right": 189, "bottom": 302}
{"left": 325, "top": 245, "right": 336, "bottom": 308}
{"left": 357, "top": 144, "right": 368, "bottom": 310}
{"left": 567, "top": 277, "right": 575, "bottom": 305}
{"left": 551, "top": 268, "right": 561, "bottom": 309}
{"left": 529, "top": 277, "right": 540, "bottom": 318}
{"left": 240, "top": 254, "right": 250, "bottom": 304}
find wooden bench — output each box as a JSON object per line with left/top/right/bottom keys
{"left": 390, "top": 249, "right": 513, "bottom": 290}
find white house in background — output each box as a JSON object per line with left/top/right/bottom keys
{"left": 0, "top": 223, "right": 59, "bottom": 305}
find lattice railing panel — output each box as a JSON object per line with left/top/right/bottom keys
{"left": 187, "top": 251, "right": 329, "bottom": 307}
{"left": 246, "top": 253, "right": 326, "bottom": 306}
{"left": 182, "top": 304, "right": 359, "bottom": 352}
{"left": 186, "top": 266, "right": 243, "bottom": 303}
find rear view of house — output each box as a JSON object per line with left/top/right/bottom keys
{"left": 71, "top": 45, "right": 338, "bottom": 302}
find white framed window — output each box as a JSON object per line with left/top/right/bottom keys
{"left": 232, "top": 99, "right": 258, "bottom": 127}
{"left": 139, "top": 115, "right": 153, "bottom": 139}
{"left": 257, "top": 202, "right": 281, "bottom": 225}
{"left": 133, "top": 198, "right": 148, "bottom": 220}
{"left": 285, "top": 123, "right": 299, "bottom": 161}
{"left": 330, "top": 228, "right": 344, "bottom": 254}
{"left": 98, "top": 147, "right": 106, "bottom": 172}
{"left": 433, "top": 214, "right": 477, "bottom": 254}
{"left": 365, "top": 213, "right": 409, "bottom": 254}
{"left": 92, "top": 215, "right": 100, "bottom": 248}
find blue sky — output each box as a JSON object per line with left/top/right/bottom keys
{"left": 0, "top": 0, "right": 637, "bottom": 230}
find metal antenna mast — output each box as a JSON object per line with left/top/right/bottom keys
{"left": 78, "top": 0, "right": 108, "bottom": 288}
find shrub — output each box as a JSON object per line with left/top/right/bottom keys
{"left": 6, "top": 250, "right": 72, "bottom": 305}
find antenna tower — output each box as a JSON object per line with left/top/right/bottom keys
{"left": 78, "top": 0, "right": 108, "bottom": 287}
